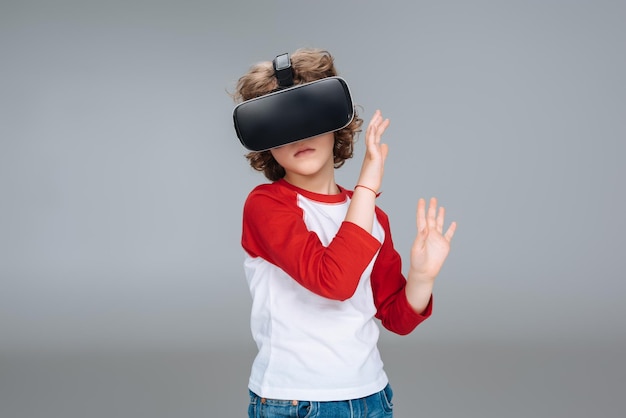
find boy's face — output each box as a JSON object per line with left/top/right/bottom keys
{"left": 270, "top": 132, "right": 335, "bottom": 180}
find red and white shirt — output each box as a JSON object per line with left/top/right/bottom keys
{"left": 242, "top": 179, "right": 432, "bottom": 401}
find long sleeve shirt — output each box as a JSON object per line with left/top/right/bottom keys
{"left": 242, "top": 179, "right": 432, "bottom": 401}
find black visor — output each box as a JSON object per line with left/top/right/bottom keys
{"left": 233, "top": 76, "right": 354, "bottom": 151}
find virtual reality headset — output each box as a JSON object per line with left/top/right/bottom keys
{"left": 233, "top": 53, "right": 355, "bottom": 152}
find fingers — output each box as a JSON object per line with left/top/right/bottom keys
{"left": 415, "top": 198, "right": 429, "bottom": 249}
{"left": 444, "top": 221, "right": 457, "bottom": 241}
{"left": 416, "top": 197, "right": 427, "bottom": 232}
{"left": 418, "top": 197, "right": 457, "bottom": 242}
{"left": 366, "top": 110, "right": 390, "bottom": 147}
{"left": 365, "top": 111, "right": 380, "bottom": 143}
{"left": 436, "top": 206, "right": 445, "bottom": 234}
{"left": 414, "top": 221, "right": 429, "bottom": 250}
{"left": 427, "top": 197, "right": 437, "bottom": 230}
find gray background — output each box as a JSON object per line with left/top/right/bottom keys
{"left": 1, "top": 0, "right": 624, "bottom": 417}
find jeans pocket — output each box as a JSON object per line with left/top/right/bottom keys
{"left": 299, "top": 401, "right": 314, "bottom": 418}
{"left": 380, "top": 384, "right": 394, "bottom": 413}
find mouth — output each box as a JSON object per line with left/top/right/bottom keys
{"left": 294, "top": 148, "right": 315, "bottom": 157}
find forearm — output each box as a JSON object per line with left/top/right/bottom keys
{"left": 405, "top": 270, "right": 435, "bottom": 315}
{"left": 345, "top": 109, "right": 388, "bottom": 233}
{"left": 344, "top": 187, "right": 377, "bottom": 233}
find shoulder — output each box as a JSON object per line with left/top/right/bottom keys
{"left": 246, "top": 181, "right": 294, "bottom": 201}
{"left": 247, "top": 181, "right": 281, "bottom": 195}
{"left": 244, "top": 181, "right": 299, "bottom": 216}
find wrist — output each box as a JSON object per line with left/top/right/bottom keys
{"left": 404, "top": 278, "right": 434, "bottom": 315}
{"left": 408, "top": 267, "right": 436, "bottom": 285}
{"left": 354, "top": 184, "right": 381, "bottom": 197}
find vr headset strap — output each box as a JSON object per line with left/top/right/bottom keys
{"left": 273, "top": 53, "right": 294, "bottom": 88}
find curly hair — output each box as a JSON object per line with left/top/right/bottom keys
{"left": 232, "top": 48, "right": 363, "bottom": 181}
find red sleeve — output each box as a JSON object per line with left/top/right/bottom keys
{"left": 371, "top": 207, "right": 433, "bottom": 335}
{"left": 242, "top": 184, "right": 382, "bottom": 301}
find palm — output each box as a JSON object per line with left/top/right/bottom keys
{"left": 410, "top": 197, "right": 456, "bottom": 280}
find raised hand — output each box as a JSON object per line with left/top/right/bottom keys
{"left": 409, "top": 197, "right": 457, "bottom": 282}
{"left": 356, "top": 110, "right": 390, "bottom": 193}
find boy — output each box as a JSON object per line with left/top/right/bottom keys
{"left": 234, "top": 48, "right": 456, "bottom": 417}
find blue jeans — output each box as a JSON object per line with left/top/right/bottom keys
{"left": 248, "top": 384, "right": 394, "bottom": 417}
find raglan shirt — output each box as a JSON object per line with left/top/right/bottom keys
{"left": 242, "top": 179, "right": 432, "bottom": 401}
